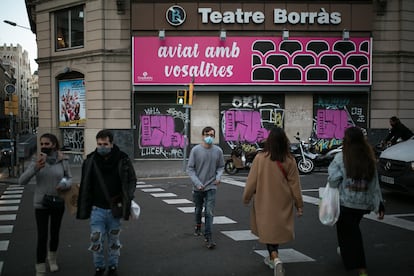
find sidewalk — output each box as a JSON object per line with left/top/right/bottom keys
{"left": 74, "top": 159, "right": 188, "bottom": 181}
{"left": 132, "top": 159, "right": 188, "bottom": 179}
{"left": 0, "top": 159, "right": 189, "bottom": 184}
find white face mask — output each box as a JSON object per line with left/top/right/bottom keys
{"left": 204, "top": 136, "right": 214, "bottom": 145}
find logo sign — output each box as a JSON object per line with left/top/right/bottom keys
{"left": 385, "top": 161, "right": 392, "bottom": 171}
{"left": 4, "top": 84, "right": 15, "bottom": 95}
{"left": 166, "top": 5, "right": 186, "bottom": 26}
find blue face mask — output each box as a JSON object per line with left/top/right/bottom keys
{"left": 204, "top": 136, "right": 214, "bottom": 145}
{"left": 97, "top": 147, "right": 111, "bottom": 156}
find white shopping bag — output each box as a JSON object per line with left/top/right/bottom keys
{"left": 130, "top": 200, "right": 141, "bottom": 220}
{"left": 318, "top": 183, "right": 340, "bottom": 226}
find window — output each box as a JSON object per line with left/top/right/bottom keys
{"left": 55, "top": 5, "right": 84, "bottom": 50}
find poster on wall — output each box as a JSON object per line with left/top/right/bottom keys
{"left": 219, "top": 93, "right": 285, "bottom": 154}
{"left": 133, "top": 36, "right": 372, "bottom": 86}
{"left": 58, "top": 79, "right": 86, "bottom": 127}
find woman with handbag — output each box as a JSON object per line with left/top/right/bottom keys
{"left": 243, "top": 127, "right": 303, "bottom": 276}
{"left": 327, "top": 127, "right": 385, "bottom": 276}
{"left": 19, "top": 133, "right": 72, "bottom": 276}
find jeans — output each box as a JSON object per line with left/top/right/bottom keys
{"left": 193, "top": 189, "right": 216, "bottom": 238}
{"left": 35, "top": 207, "right": 65, "bottom": 263}
{"left": 89, "top": 206, "right": 122, "bottom": 269}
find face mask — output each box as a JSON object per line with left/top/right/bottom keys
{"left": 41, "top": 148, "right": 53, "bottom": 155}
{"left": 204, "top": 136, "right": 214, "bottom": 145}
{"left": 97, "top": 147, "right": 111, "bottom": 156}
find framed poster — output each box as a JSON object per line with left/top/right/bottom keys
{"left": 58, "top": 79, "right": 86, "bottom": 127}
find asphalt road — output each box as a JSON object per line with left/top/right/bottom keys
{"left": 0, "top": 171, "right": 413, "bottom": 275}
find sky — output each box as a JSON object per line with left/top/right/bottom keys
{"left": 0, "top": 0, "right": 38, "bottom": 73}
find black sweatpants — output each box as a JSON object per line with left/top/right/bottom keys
{"left": 35, "top": 207, "right": 65, "bottom": 263}
{"left": 336, "top": 206, "right": 369, "bottom": 271}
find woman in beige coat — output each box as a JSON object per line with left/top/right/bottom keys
{"left": 243, "top": 127, "right": 303, "bottom": 276}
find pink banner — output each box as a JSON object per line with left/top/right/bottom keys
{"left": 132, "top": 36, "right": 371, "bottom": 85}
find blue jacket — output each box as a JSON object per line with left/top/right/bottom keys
{"left": 327, "top": 152, "right": 383, "bottom": 213}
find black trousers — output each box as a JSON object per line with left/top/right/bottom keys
{"left": 336, "top": 206, "right": 369, "bottom": 271}
{"left": 35, "top": 207, "right": 65, "bottom": 263}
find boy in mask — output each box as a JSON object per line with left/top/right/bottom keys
{"left": 187, "top": 126, "right": 225, "bottom": 249}
{"left": 77, "top": 129, "right": 136, "bottom": 276}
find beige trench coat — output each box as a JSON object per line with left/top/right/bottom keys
{"left": 243, "top": 152, "right": 303, "bottom": 244}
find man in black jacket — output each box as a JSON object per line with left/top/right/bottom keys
{"left": 382, "top": 116, "right": 413, "bottom": 146}
{"left": 77, "top": 129, "right": 136, "bottom": 276}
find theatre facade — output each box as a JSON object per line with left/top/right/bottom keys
{"left": 131, "top": 1, "right": 374, "bottom": 159}
{"left": 30, "top": 0, "right": 413, "bottom": 161}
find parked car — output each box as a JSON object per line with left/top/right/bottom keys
{"left": 378, "top": 137, "right": 414, "bottom": 194}
{"left": 0, "top": 139, "right": 13, "bottom": 167}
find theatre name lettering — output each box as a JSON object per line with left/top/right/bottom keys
{"left": 198, "top": 8, "right": 341, "bottom": 25}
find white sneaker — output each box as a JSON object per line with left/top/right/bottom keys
{"left": 264, "top": 256, "right": 274, "bottom": 269}
{"left": 274, "top": 258, "right": 285, "bottom": 276}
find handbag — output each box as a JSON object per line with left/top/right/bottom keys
{"left": 318, "top": 182, "right": 340, "bottom": 226}
{"left": 58, "top": 184, "right": 80, "bottom": 215}
{"left": 42, "top": 194, "right": 65, "bottom": 209}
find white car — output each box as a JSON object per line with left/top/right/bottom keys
{"left": 378, "top": 137, "right": 414, "bottom": 194}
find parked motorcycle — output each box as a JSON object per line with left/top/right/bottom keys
{"left": 224, "top": 142, "right": 262, "bottom": 175}
{"left": 290, "top": 133, "right": 342, "bottom": 174}
{"left": 290, "top": 133, "right": 314, "bottom": 174}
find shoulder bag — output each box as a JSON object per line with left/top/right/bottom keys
{"left": 93, "top": 162, "right": 123, "bottom": 218}
{"left": 276, "top": 160, "right": 288, "bottom": 180}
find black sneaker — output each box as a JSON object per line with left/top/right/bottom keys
{"left": 194, "top": 226, "right": 202, "bottom": 236}
{"left": 107, "top": 266, "right": 118, "bottom": 276}
{"left": 94, "top": 267, "right": 105, "bottom": 276}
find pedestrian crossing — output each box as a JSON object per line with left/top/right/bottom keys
{"left": 135, "top": 180, "right": 315, "bottom": 264}
{"left": 0, "top": 184, "right": 24, "bottom": 275}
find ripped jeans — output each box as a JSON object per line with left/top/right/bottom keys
{"left": 89, "top": 206, "right": 122, "bottom": 269}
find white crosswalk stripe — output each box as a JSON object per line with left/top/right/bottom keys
{"left": 255, "top": 249, "right": 315, "bottom": 263}
{"left": 150, "top": 193, "right": 177, "bottom": 198}
{"left": 0, "top": 184, "right": 23, "bottom": 275}
{"left": 202, "top": 216, "right": 237, "bottom": 224}
{"left": 141, "top": 188, "right": 165, "bottom": 192}
{"left": 138, "top": 179, "right": 317, "bottom": 264}
{"left": 163, "top": 199, "right": 192, "bottom": 204}
{"left": 0, "top": 195, "right": 22, "bottom": 199}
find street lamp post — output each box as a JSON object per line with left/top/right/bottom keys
{"left": 3, "top": 20, "right": 32, "bottom": 31}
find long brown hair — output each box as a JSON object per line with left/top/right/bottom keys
{"left": 40, "top": 133, "right": 60, "bottom": 150}
{"left": 264, "top": 127, "right": 290, "bottom": 162}
{"left": 342, "top": 127, "right": 376, "bottom": 180}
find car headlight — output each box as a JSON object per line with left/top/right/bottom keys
{"left": 411, "top": 162, "right": 414, "bottom": 171}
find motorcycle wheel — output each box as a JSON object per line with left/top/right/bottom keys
{"left": 224, "top": 160, "right": 238, "bottom": 175}
{"left": 297, "top": 158, "right": 314, "bottom": 174}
